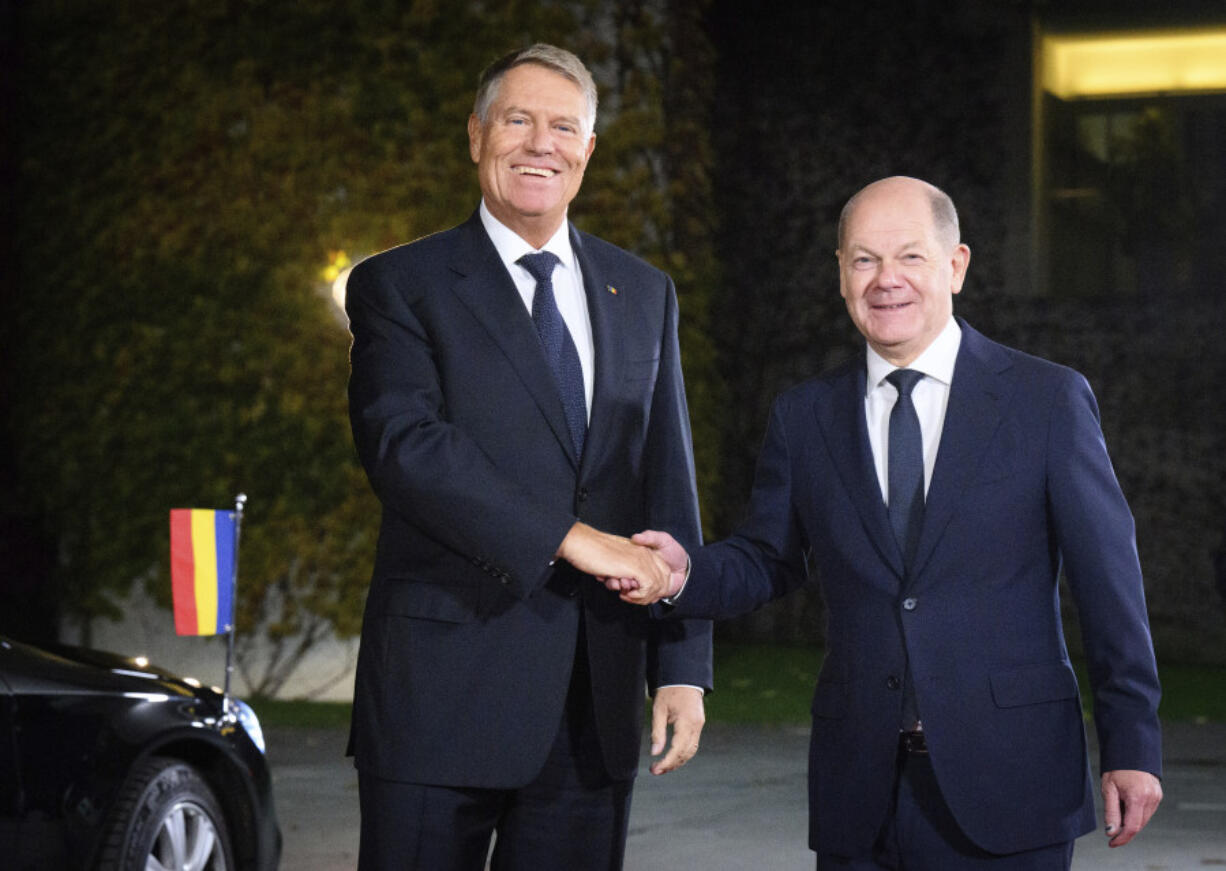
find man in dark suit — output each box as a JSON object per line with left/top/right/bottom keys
{"left": 344, "top": 44, "right": 711, "bottom": 871}
{"left": 610, "top": 176, "right": 1163, "bottom": 869}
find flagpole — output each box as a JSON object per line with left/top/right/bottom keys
{"left": 224, "top": 492, "right": 247, "bottom": 703}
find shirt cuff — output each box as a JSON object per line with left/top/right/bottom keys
{"left": 660, "top": 555, "right": 692, "bottom": 606}
{"left": 657, "top": 683, "right": 706, "bottom": 695}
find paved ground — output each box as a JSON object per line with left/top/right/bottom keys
{"left": 265, "top": 721, "right": 1226, "bottom": 870}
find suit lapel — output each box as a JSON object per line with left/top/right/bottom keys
{"left": 910, "top": 323, "right": 1013, "bottom": 581}
{"left": 571, "top": 226, "right": 624, "bottom": 476}
{"left": 813, "top": 358, "right": 905, "bottom": 580}
{"left": 448, "top": 214, "right": 580, "bottom": 468}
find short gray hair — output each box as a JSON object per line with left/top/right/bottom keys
{"left": 473, "top": 44, "right": 598, "bottom": 136}
{"left": 837, "top": 177, "right": 961, "bottom": 250}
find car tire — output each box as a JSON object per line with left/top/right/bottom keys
{"left": 96, "top": 757, "right": 234, "bottom": 871}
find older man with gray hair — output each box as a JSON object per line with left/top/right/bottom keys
{"left": 344, "top": 43, "right": 711, "bottom": 871}
{"left": 612, "top": 176, "right": 1162, "bottom": 870}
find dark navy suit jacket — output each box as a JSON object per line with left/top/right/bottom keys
{"left": 346, "top": 211, "right": 711, "bottom": 788}
{"left": 671, "top": 320, "right": 1161, "bottom": 856}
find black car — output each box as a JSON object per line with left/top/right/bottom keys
{"left": 0, "top": 635, "right": 280, "bottom": 870}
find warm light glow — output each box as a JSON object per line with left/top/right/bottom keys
{"left": 320, "top": 249, "right": 351, "bottom": 283}
{"left": 320, "top": 249, "right": 366, "bottom": 321}
{"left": 1043, "top": 28, "right": 1226, "bottom": 99}
{"left": 331, "top": 264, "right": 354, "bottom": 315}
{"left": 319, "top": 249, "right": 359, "bottom": 321}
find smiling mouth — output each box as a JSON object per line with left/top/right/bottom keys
{"left": 512, "top": 166, "right": 558, "bottom": 178}
{"left": 874, "top": 301, "right": 912, "bottom": 311}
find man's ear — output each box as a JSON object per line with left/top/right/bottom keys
{"left": 950, "top": 244, "right": 971, "bottom": 294}
{"left": 468, "top": 114, "right": 483, "bottom": 164}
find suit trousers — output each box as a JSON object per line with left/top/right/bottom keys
{"left": 816, "top": 746, "right": 1074, "bottom": 871}
{"left": 357, "top": 612, "right": 633, "bottom": 871}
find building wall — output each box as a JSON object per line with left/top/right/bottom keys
{"left": 65, "top": 589, "right": 358, "bottom": 702}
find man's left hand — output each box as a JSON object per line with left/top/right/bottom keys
{"left": 649, "top": 686, "right": 705, "bottom": 775}
{"left": 1101, "top": 769, "right": 1163, "bottom": 847}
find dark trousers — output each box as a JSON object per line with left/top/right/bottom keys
{"left": 357, "top": 618, "right": 633, "bottom": 871}
{"left": 817, "top": 744, "right": 1074, "bottom": 871}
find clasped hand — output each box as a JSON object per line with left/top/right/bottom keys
{"left": 556, "top": 524, "right": 702, "bottom": 775}
{"left": 556, "top": 523, "right": 687, "bottom": 604}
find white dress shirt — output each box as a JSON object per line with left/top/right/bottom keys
{"left": 864, "top": 318, "right": 962, "bottom": 504}
{"left": 480, "top": 201, "right": 594, "bottom": 420}
{"left": 482, "top": 205, "right": 700, "bottom": 695}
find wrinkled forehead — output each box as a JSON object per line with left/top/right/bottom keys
{"left": 485, "top": 61, "right": 595, "bottom": 132}
{"left": 845, "top": 196, "right": 938, "bottom": 247}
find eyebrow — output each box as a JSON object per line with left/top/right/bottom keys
{"left": 845, "top": 240, "right": 928, "bottom": 262}
{"left": 501, "top": 105, "right": 583, "bottom": 127}
{"left": 852, "top": 240, "right": 924, "bottom": 253}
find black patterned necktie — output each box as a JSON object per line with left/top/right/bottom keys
{"left": 887, "top": 368, "right": 925, "bottom": 567}
{"left": 518, "top": 251, "right": 587, "bottom": 459}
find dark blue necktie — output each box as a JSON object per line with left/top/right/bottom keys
{"left": 887, "top": 368, "right": 925, "bottom": 568}
{"left": 518, "top": 251, "right": 587, "bottom": 459}
{"left": 887, "top": 368, "right": 925, "bottom": 731}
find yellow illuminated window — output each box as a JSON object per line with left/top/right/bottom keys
{"left": 1042, "top": 28, "right": 1226, "bottom": 99}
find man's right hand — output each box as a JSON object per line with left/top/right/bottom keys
{"left": 556, "top": 522, "right": 672, "bottom": 593}
{"left": 607, "top": 529, "right": 689, "bottom": 605}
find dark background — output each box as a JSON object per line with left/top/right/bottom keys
{"left": 702, "top": 0, "right": 1226, "bottom": 658}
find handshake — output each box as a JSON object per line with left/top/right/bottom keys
{"left": 556, "top": 523, "right": 689, "bottom": 605}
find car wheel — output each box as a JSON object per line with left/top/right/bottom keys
{"left": 96, "top": 757, "right": 234, "bottom": 871}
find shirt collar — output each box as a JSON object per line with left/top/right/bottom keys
{"left": 865, "top": 317, "right": 963, "bottom": 395}
{"left": 479, "top": 200, "right": 575, "bottom": 272}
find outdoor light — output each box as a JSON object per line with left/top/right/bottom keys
{"left": 1043, "top": 27, "right": 1226, "bottom": 99}
{"left": 320, "top": 249, "right": 362, "bottom": 321}
{"left": 331, "top": 263, "right": 354, "bottom": 314}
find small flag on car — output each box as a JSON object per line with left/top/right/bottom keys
{"left": 169, "top": 508, "right": 237, "bottom": 636}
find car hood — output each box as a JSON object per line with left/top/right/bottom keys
{"left": 0, "top": 635, "right": 223, "bottom": 709}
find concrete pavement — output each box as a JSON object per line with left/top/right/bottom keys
{"left": 265, "top": 721, "right": 1226, "bottom": 870}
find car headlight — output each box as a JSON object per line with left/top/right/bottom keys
{"left": 227, "top": 697, "right": 267, "bottom": 755}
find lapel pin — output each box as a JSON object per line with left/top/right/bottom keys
{"left": 606, "top": 285, "right": 618, "bottom": 295}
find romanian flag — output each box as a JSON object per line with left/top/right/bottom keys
{"left": 170, "top": 509, "right": 236, "bottom": 636}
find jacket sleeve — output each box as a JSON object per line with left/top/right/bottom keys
{"left": 671, "top": 396, "right": 810, "bottom": 622}
{"left": 1047, "top": 371, "right": 1162, "bottom": 778}
{"left": 345, "top": 254, "right": 577, "bottom": 600}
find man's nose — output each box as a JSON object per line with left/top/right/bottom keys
{"left": 875, "top": 260, "right": 903, "bottom": 287}
{"left": 526, "top": 124, "right": 554, "bottom": 153}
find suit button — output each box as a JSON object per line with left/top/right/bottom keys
{"left": 577, "top": 488, "right": 589, "bottom": 502}
{"left": 902, "top": 597, "right": 918, "bottom": 611}
{"left": 886, "top": 676, "right": 901, "bottom": 690}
